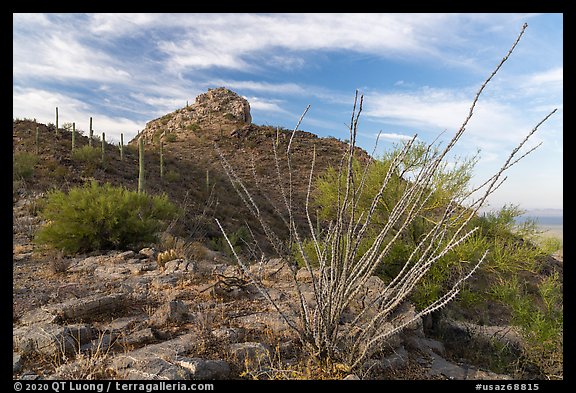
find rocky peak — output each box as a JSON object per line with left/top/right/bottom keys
{"left": 194, "top": 87, "right": 252, "bottom": 124}
{"left": 133, "top": 87, "right": 252, "bottom": 145}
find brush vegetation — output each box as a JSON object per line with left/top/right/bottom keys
{"left": 35, "top": 181, "right": 177, "bottom": 254}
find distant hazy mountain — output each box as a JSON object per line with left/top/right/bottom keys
{"left": 523, "top": 208, "right": 563, "bottom": 217}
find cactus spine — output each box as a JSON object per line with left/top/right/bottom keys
{"left": 138, "top": 137, "right": 145, "bottom": 193}
{"left": 72, "top": 122, "right": 76, "bottom": 151}
{"left": 89, "top": 117, "right": 93, "bottom": 147}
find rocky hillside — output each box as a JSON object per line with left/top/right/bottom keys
{"left": 14, "top": 88, "right": 365, "bottom": 252}
{"left": 128, "top": 87, "right": 369, "bottom": 249}
{"left": 13, "top": 88, "right": 562, "bottom": 381}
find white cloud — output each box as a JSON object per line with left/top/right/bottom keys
{"left": 247, "top": 97, "right": 290, "bottom": 115}
{"left": 13, "top": 87, "right": 144, "bottom": 143}
{"left": 363, "top": 86, "right": 553, "bottom": 152}
{"left": 86, "top": 13, "right": 161, "bottom": 36}
{"left": 152, "top": 13, "right": 444, "bottom": 73}
{"left": 129, "top": 93, "right": 187, "bottom": 114}
{"left": 13, "top": 13, "right": 52, "bottom": 28}
{"left": 526, "top": 66, "right": 563, "bottom": 85}
{"left": 377, "top": 132, "right": 414, "bottom": 142}
{"left": 13, "top": 30, "right": 131, "bottom": 83}
{"left": 206, "top": 80, "right": 307, "bottom": 95}
{"left": 68, "top": 13, "right": 534, "bottom": 75}
{"left": 267, "top": 55, "right": 306, "bottom": 70}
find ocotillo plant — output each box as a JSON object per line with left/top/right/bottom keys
{"left": 160, "top": 141, "right": 164, "bottom": 179}
{"left": 138, "top": 137, "right": 145, "bottom": 193}
{"left": 55, "top": 107, "right": 59, "bottom": 136}
{"left": 275, "top": 126, "right": 280, "bottom": 147}
{"left": 101, "top": 132, "right": 105, "bottom": 163}
{"left": 120, "top": 133, "right": 124, "bottom": 161}
{"left": 215, "top": 23, "right": 555, "bottom": 371}
{"left": 72, "top": 122, "right": 76, "bottom": 151}
{"left": 89, "top": 117, "right": 93, "bottom": 147}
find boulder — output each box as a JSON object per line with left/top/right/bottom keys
{"left": 117, "top": 250, "right": 137, "bottom": 260}
{"left": 380, "top": 345, "right": 409, "bottom": 370}
{"left": 13, "top": 353, "right": 22, "bottom": 374}
{"left": 64, "top": 324, "right": 95, "bottom": 346}
{"left": 210, "top": 327, "right": 246, "bottom": 343}
{"left": 250, "top": 258, "right": 293, "bottom": 282}
{"left": 81, "top": 332, "right": 117, "bottom": 354}
{"left": 149, "top": 300, "right": 190, "bottom": 327}
{"left": 177, "top": 357, "right": 231, "bottom": 380}
{"left": 151, "top": 274, "right": 180, "bottom": 290}
{"left": 121, "top": 328, "right": 156, "bottom": 347}
{"left": 234, "top": 312, "right": 293, "bottom": 336}
{"left": 68, "top": 256, "right": 105, "bottom": 273}
{"left": 49, "top": 292, "right": 128, "bottom": 321}
{"left": 403, "top": 335, "right": 445, "bottom": 356}
{"left": 94, "top": 265, "right": 130, "bottom": 280}
{"left": 124, "top": 358, "right": 190, "bottom": 380}
{"left": 13, "top": 323, "right": 76, "bottom": 357}
{"left": 110, "top": 333, "right": 198, "bottom": 379}
{"left": 19, "top": 308, "right": 61, "bottom": 326}
{"left": 164, "top": 259, "right": 195, "bottom": 274}
{"left": 228, "top": 342, "right": 271, "bottom": 369}
{"left": 295, "top": 267, "right": 322, "bottom": 283}
{"left": 438, "top": 318, "right": 523, "bottom": 351}
{"left": 139, "top": 247, "right": 157, "bottom": 259}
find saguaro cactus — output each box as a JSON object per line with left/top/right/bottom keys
{"left": 160, "top": 141, "right": 164, "bottom": 179}
{"left": 35, "top": 126, "right": 39, "bottom": 155}
{"left": 138, "top": 137, "right": 145, "bottom": 193}
{"left": 89, "top": 117, "right": 93, "bottom": 147}
{"left": 72, "top": 122, "right": 76, "bottom": 151}
{"left": 101, "top": 132, "right": 105, "bottom": 163}
{"left": 55, "top": 107, "right": 59, "bottom": 136}
{"left": 119, "top": 133, "right": 124, "bottom": 161}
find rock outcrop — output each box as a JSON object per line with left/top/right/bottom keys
{"left": 133, "top": 87, "right": 252, "bottom": 146}
{"left": 194, "top": 87, "right": 251, "bottom": 124}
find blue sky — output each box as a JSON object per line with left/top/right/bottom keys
{"left": 13, "top": 13, "right": 562, "bottom": 211}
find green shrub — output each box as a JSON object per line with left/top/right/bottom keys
{"left": 490, "top": 273, "right": 563, "bottom": 378}
{"left": 35, "top": 181, "right": 178, "bottom": 254}
{"left": 209, "top": 226, "right": 251, "bottom": 258}
{"left": 185, "top": 123, "right": 200, "bottom": 132}
{"left": 165, "top": 133, "right": 177, "bottom": 142}
{"left": 164, "top": 169, "right": 181, "bottom": 182}
{"left": 13, "top": 152, "right": 38, "bottom": 180}
{"left": 72, "top": 145, "right": 101, "bottom": 164}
